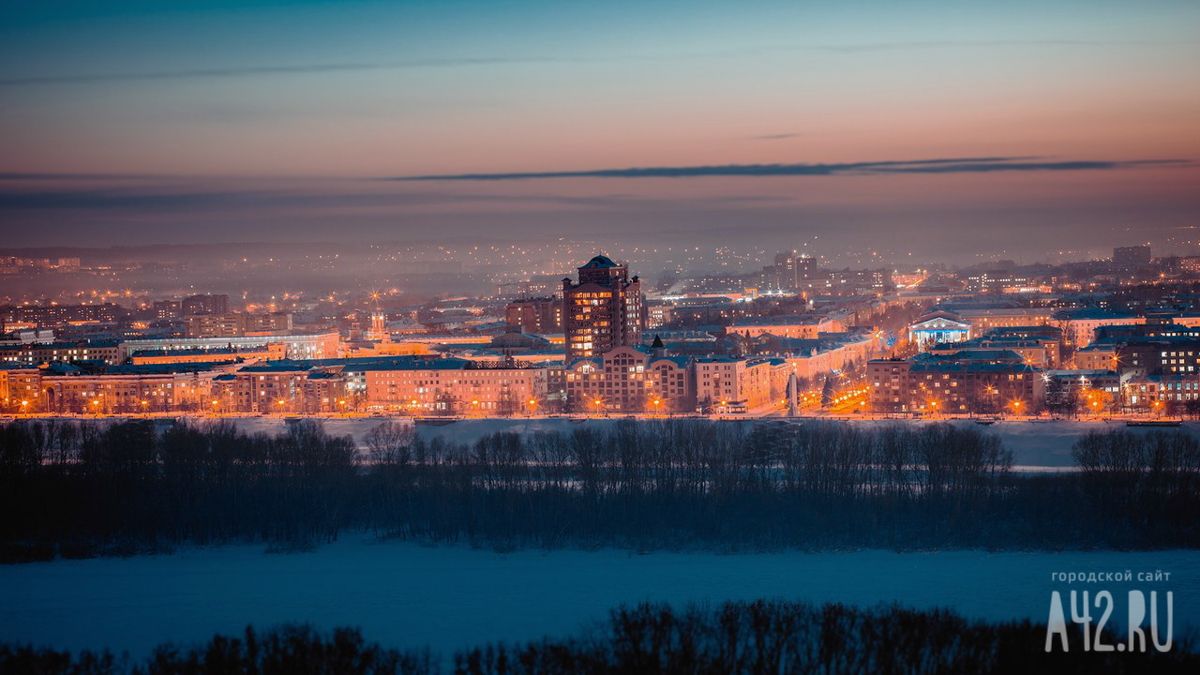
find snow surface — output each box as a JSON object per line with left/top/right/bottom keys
{"left": 0, "top": 540, "right": 1195, "bottom": 657}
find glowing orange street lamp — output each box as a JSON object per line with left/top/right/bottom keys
{"left": 1011, "top": 400, "right": 1023, "bottom": 413}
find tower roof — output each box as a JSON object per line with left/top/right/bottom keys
{"left": 582, "top": 255, "right": 618, "bottom": 269}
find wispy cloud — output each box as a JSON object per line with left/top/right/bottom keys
{"left": 0, "top": 172, "right": 163, "bottom": 181}
{"left": 384, "top": 157, "right": 1192, "bottom": 181}
{"left": 752, "top": 133, "right": 801, "bottom": 141}
{"left": 0, "top": 39, "right": 1122, "bottom": 87}
{"left": 0, "top": 57, "right": 578, "bottom": 87}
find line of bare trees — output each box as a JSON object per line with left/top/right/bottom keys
{"left": 4, "top": 600, "right": 1195, "bottom": 674}
{"left": 1, "top": 419, "right": 1198, "bottom": 561}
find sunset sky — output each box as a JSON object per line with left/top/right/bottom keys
{"left": 1, "top": 0, "right": 1198, "bottom": 262}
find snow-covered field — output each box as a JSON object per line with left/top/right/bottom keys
{"left": 0, "top": 540, "right": 1194, "bottom": 657}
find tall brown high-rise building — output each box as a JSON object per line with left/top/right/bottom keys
{"left": 182, "top": 294, "right": 229, "bottom": 316}
{"left": 505, "top": 297, "right": 563, "bottom": 334}
{"left": 774, "top": 251, "right": 815, "bottom": 290}
{"left": 563, "top": 255, "right": 644, "bottom": 360}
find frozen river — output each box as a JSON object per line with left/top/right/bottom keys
{"left": 0, "top": 540, "right": 1194, "bottom": 657}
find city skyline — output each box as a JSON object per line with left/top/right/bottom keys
{"left": 4, "top": 4, "right": 1200, "bottom": 668}
{"left": 1, "top": 0, "right": 1198, "bottom": 260}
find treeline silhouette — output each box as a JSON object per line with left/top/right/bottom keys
{"left": 2, "top": 601, "right": 1195, "bottom": 674}
{"left": 1, "top": 419, "right": 1198, "bottom": 561}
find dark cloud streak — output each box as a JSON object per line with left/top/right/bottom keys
{"left": 386, "top": 157, "right": 1191, "bottom": 181}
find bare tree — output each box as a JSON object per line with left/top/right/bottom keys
{"left": 364, "top": 420, "right": 416, "bottom": 466}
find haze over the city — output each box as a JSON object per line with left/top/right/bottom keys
{"left": 2, "top": 0, "right": 1198, "bottom": 263}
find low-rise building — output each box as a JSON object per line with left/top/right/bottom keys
{"left": 906, "top": 311, "right": 972, "bottom": 350}
{"left": 0, "top": 340, "right": 119, "bottom": 365}
{"left": 38, "top": 362, "right": 227, "bottom": 413}
{"left": 955, "top": 307, "right": 1057, "bottom": 337}
{"left": 118, "top": 332, "right": 338, "bottom": 362}
{"left": 1075, "top": 341, "right": 1120, "bottom": 371}
{"left": 185, "top": 311, "right": 293, "bottom": 338}
{"left": 694, "top": 355, "right": 788, "bottom": 413}
{"left": 1043, "top": 369, "right": 1122, "bottom": 412}
{"left": 566, "top": 343, "right": 693, "bottom": 413}
{"left": 353, "top": 357, "right": 547, "bottom": 415}
{"left": 1052, "top": 308, "right": 1144, "bottom": 348}
{"left": 128, "top": 346, "right": 270, "bottom": 365}
{"left": 868, "top": 351, "right": 1043, "bottom": 414}
{"left": 726, "top": 310, "right": 851, "bottom": 339}
{"left": 929, "top": 333, "right": 1060, "bottom": 368}
{"left": 0, "top": 365, "right": 42, "bottom": 412}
